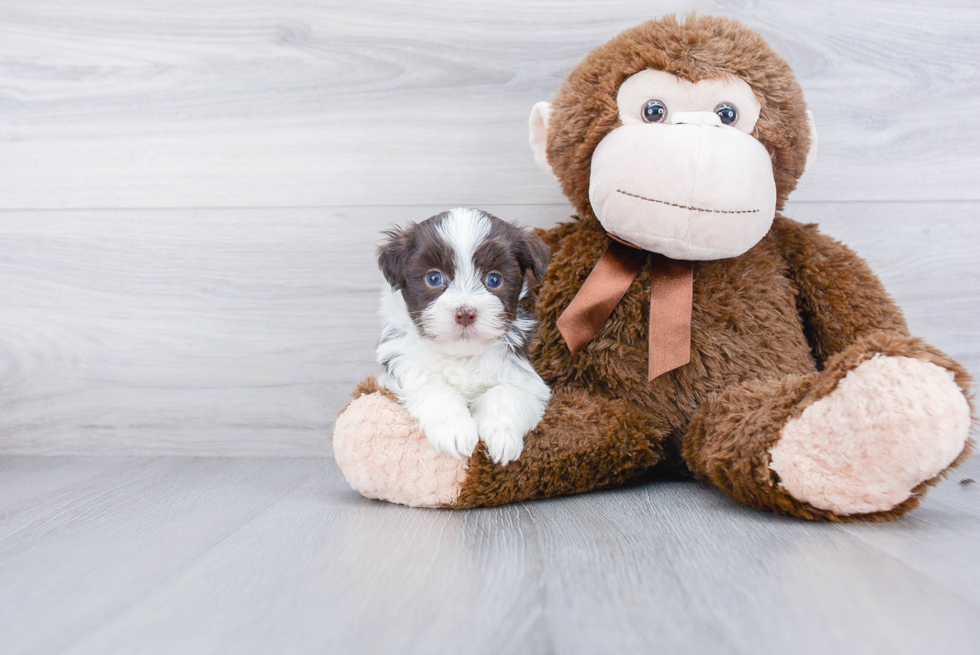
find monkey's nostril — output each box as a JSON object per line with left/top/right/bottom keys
{"left": 454, "top": 307, "right": 478, "bottom": 327}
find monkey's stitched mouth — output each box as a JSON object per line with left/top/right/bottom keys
{"left": 616, "top": 189, "right": 760, "bottom": 215}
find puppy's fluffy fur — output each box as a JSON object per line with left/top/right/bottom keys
{"left": 376, "top": 208, "right": 552, "bottom": 465}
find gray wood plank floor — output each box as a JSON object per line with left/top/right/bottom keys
{"left": 0, "top": 455, "right": 978, "bottom": 655}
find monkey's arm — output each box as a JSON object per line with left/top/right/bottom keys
{"left": 773, "top": 217, "right": 909, "bottom": 366}
{"left": 333, "top": 378, "right": 667, "bottom": 508}
{"left": 456, "top": 386, "right": 666, "bottom": 507}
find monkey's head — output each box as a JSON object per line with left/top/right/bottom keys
{"left": 529, "top": 14, "right": 817, "bottom": 260}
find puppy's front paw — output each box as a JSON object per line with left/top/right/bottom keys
{"left": 475, "top": 415, "right": 525, "bottom": 466}
{"left": 420, "top": 411, "right": 480, "bottom": 459}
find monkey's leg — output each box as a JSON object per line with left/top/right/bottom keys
{"left": 683, "top": 332, "right": 974, "bottom": 521}
{"left": 333, "top": 378, "right": 664, "bottom": 508}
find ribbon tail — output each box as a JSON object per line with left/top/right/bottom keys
{"left": 648, "top": 256, "right": 694, "bottom": 380}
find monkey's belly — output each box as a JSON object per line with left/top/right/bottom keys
{"left": 551, "top": 252, "right": 817, "bottom": 428}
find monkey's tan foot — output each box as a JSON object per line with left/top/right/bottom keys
{"left": 333, "top": 390, "right": 466, "bottom": 508}
{"left": 686, "top": 334, "right": 974, "bottom": 521}
{"left": 769, "top": 354, "right": 971, "bottom": 515}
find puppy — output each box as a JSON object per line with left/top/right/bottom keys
{"left": 375, "top": 207, "right": 551, "bottom": 465}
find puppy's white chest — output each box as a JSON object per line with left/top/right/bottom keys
{"left": 437, "top": 356, "right": 491, "bottom": 400}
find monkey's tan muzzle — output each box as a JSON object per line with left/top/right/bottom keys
{"left": 588, "top": 120, "right": 777, "bottom": 260}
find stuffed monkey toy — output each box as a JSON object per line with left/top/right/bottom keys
{"left": 333, "top": 14, "right": 974, "bottom": 521}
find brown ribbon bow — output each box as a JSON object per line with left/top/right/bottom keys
{"left": 556, "top": 240, "right": 693, "bottom": 381}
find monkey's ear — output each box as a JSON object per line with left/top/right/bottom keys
{"left": 377, "top": 226, "right": 413, "bottom": 290}
{"left": 517, "top": 229, "right": 552, "bottom": 285}
{"left": 529, "top": 102, "right": 557, "bottom": 179}
{"left": 803, "top": 110, "right": 818, "bottom": 176}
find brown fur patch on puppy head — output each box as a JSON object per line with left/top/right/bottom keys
{"left": 377, "top": 208, "right": 552, "bottom": 353}
{"left": 547, "top": 13, "right": 811, "bottom": 217}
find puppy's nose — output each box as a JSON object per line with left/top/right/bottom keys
{"left": 454, "top": 306, "right": 478, "bottom": 327}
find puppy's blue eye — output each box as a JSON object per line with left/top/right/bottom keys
{"left": 485, "top": 273, "right": 502, "bottom": 289}
{"left": 425, "top": 271, "right": 443, "bottom": 287}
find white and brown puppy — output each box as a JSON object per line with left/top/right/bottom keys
{"left": 376, "top": 207, "right": 551, "bottom": 465}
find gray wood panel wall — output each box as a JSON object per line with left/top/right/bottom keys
{"left": 1, "top": 0, "right": 978, "bottom": 455}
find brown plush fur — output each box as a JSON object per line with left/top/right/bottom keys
{"left": 455, "top": 387, "right": 661, "bottom": 508}
{"left": 447, "top": 14, "right": 974, "bottom": 519}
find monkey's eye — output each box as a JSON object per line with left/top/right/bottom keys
{"left": 485, "top": 273, "right": 502, "bottom": 289}
{"left": 642, "top": 99, "right": 667, "bottom": 123}
{"left": 714, "top": 102, "right": 738, "bottom": 126}
{"left": 425, "top": 270, "right": 444, "bottom": 287}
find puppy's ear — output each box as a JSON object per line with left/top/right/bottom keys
{"left": 516, "top": 230, "right": 551, "bottom": 286}
{"left": 377, "top": 225, "right": 414, "bottom": 289}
